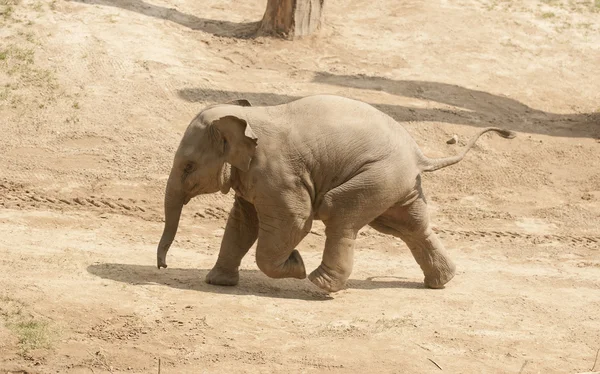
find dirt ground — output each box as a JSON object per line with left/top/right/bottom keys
{"left": 1, "top": 0, "right": 599, "bottom": 372}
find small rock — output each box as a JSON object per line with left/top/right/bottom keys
{"left": 446, "top": 135, "right": 458, "bottom": 144}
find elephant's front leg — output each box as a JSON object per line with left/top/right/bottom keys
{"left": 205, "top": 196, "right": 259, "bottom": 286}
{"left": 254, "top": 192, "right": 313, "bottom": 280}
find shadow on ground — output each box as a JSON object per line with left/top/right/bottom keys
{"left": 178, "top": 72, "right": 599, "bottom": 139}
{"left": 87, "top": 263, "right": 424, "bottom": 301}
{"left": 69, "top": 0, "right": 259, "bottom": 38}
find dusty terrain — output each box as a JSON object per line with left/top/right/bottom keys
{"left": 1, "top": 0, "right": 600, "bottom": 372}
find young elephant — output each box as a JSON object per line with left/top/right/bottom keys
{"left": 156, "top": 95, "right": 515, "bottom": 292}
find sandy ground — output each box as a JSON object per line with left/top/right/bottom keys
{"left": 1, "top": 0, "right": 600, "bottom": 372}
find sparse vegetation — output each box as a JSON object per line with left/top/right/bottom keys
{"left": 541, "top": 11, "right": 556, "bottom": 18}
{"left": 1, "top": 4, "right": 14, "bottom": 19}
{"left": 0, "top": 43, "right": 59, "bottom": 106}
{"left": 19, "top": 30, "right": 38, "bottom": 44}
{"left": 0, "top": 295, "right": 54, "bottom": 355}
{"left": 0, "top": 0, "right": 20, "bottom": 21}
{"left": 66, "top": 114, "right": 80, "bottom": 123}
{"left": 0, "top": 45, "right": 35, "bottom": 66}
{"left": 10, "top": 319, "right": 53, "bottom": 353}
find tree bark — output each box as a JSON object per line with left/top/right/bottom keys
{"left": 258, "top": 0, "right": 324, "bottom": 39}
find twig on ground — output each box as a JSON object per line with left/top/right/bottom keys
{"left": 592, "top": 347, "right": 600, "bottom": 371}
{"left": 519, "top": 360, "right": 528, "bottom": 374}
{"left": 428, "top": 358, "right": 443, "bottom": 370}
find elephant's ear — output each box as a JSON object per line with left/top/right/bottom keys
{"left": 212, "top": 115, "right": 257, "bottom": 172}
{"left": 226, "top": 99, "right": 252, "bottom": 107}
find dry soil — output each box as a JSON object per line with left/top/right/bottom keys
{"left": 1, "top": 0, "right": 599, "bottom": 373}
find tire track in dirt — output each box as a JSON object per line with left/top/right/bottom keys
{"left": 2, "top": 180, "right": 598, "bottom": 248}
{"left": 431, "top": 227, "right": 599, "bottom": 249}
{"left": 0, "top": 180, "right": 230, "bottom": 222}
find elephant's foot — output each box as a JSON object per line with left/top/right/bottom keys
{"left": 287, "top": 249, "right": 308, "bottom": 279}
{"left": 423, "top": 257, "right": 456, "bottom": 289}
{"left": 308, "top": 264, "right": 348, "bottom": 293}
{"left": 205, "top": 266, "right": 239, "bottom": 286}
{"left": 257, "top": 249, "right": 307, "bottom": 279}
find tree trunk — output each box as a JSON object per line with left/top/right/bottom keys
{"left": 258, "top": 0, "right": 324, "bottom": 39}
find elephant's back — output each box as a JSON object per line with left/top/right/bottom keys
{"left": 282, "top": 95, "right": 416, "bottom": 155}
{"left": 258, "top": 95, "right": 421, "bottom": 196}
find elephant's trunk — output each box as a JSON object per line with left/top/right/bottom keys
{"left": 157, "top": 175, "right": 184, "bottom": 269}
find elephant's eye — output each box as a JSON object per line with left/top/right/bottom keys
{"left": 183, "top": 163, "right": 194, "bottom": 174}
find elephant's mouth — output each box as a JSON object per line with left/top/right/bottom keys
{"left": 184, "top": 183, "right": 201, "bottom": 205}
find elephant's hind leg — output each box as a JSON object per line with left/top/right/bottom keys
{"left": 309, "top": 167, "right": 402, "bottom": 292}
{"left": 308, "top": 229, "right": 356, "bottom": 293}
{"left": 370, "top": 197, "right": 456, "bottom": 289}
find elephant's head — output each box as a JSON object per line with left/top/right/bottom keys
{"left": 156, "top": 99, "right": 257, "bottom": 269}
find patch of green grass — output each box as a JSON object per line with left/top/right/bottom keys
{"left": 1, "top": 296, "right": 55, "bottom": 355}
{"left": 9, "top": 319, "right": 52, "bottom": 353}
{"left": 541, "top": 11, "right": 556, "bottom": 18}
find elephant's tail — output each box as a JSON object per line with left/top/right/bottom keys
{"left": 419, "top": 127, "right": 516, "bottom": 172}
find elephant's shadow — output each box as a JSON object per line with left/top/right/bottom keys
{"left": 87, "top": 263, "right": 424, "bottom": 301}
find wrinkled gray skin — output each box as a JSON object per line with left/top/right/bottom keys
{"left": 156, "top": 95, "right": 515, "bottom": 292}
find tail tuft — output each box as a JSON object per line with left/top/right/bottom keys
{"left": 496, "top": 129, "right": 517, "bottom": 139}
